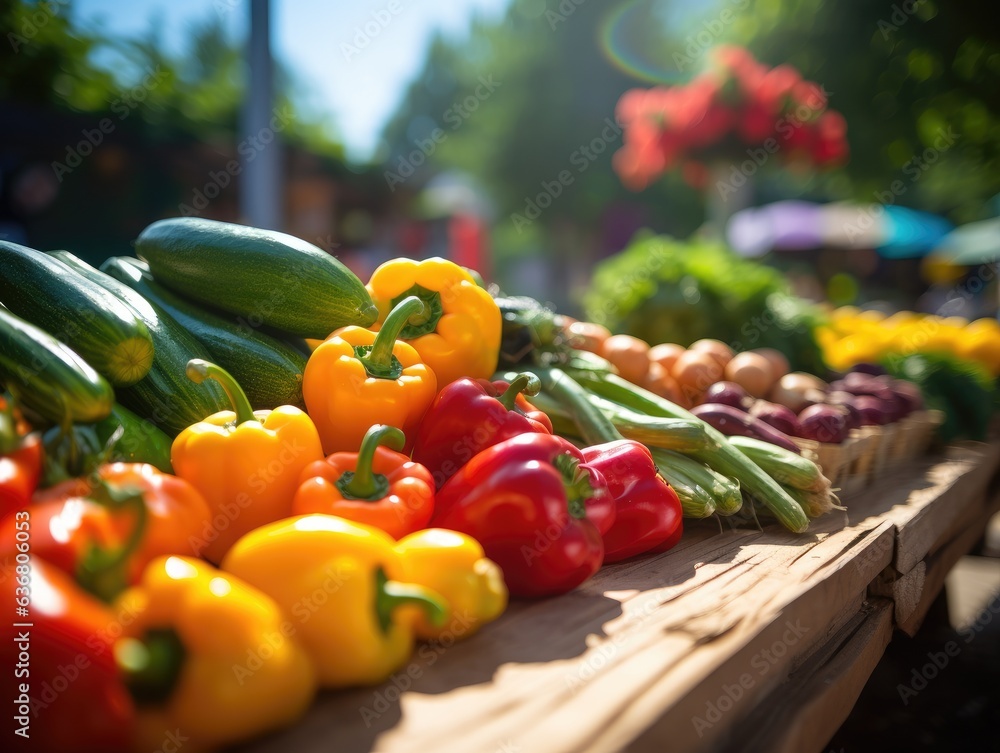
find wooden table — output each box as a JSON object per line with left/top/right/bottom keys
{"left": 244, "top": 441, "right": 1000, "bottom": 753}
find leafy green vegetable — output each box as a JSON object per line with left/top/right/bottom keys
{"left": 583, "top": 233, "right": 828, "bottom": 374}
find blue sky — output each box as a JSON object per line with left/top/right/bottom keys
{"left": 73, "top": 0, "right": 513, "bottom": 160}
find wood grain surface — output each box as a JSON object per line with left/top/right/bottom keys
{"left": 240, "top": 441, "right": 1000, "bottom": 753}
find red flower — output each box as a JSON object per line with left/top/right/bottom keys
{"left": 758, "top": 65, "right": 802, "bottom": 113}
{"left": 613, "top": 45, "right": 846, "bottom": 188}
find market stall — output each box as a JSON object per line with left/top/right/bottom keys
{"left": 3, "top": 217, "right": 999, "bottom": 753}
{"left": 241, "top": 441, "right": 1000, "bottom": 753}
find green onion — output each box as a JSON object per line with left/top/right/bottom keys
{"left": 528, "top": 388, "right": 715, "bottom": 452}
{"left": 572, "top": 371, "right": 810, "bottom": 533}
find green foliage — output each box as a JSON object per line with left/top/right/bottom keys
{"left": 380, "top": 1, "right": 706, "bottom": 255}
{"left": 724, "top": 0, "right": 1000, "bottom": 222}
{"left": 0, "top": 0, "right": 342, "bottom": 151}
{"left": 583, "top": 232, "right": 828, "bottom": 373}
{"left": 381, "top": 0, "right": 1000, "bottom": 235}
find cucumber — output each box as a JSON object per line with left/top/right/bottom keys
{"left": 0, "top": 241, "right": 153, "bottom": 386}
{"left": 50, "top": 252, "right": 229, "bottom": 436}
{"left": 102, "top": 257, "right": 307, "bottom": 409}
{"left": 0, "top": 306, "right": 114, "bottom": 424}
{"left": 135, "top": 217, "right": 377, "bottom": 338}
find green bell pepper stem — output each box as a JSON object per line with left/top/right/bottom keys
{"left": 497, "top": 373, "right": 541, "bottom": 412}
{"left": 337, "top": 424, "right": 405, "bottom": 501}
{"left": 0, "top": 395, "right": 18, "bottom": 454}
{"left": 186, "top": 359, "right": 256, "bottom": 425}
{"left": 553, "top": 453, "right": 597, "bottom": 520}
{"left": 115, "top": 628, "right": 186, "bottom": 706}
{"left": 77, "top": 474, "right": 148, "bottom": 602}
{"left": 357, "top": 296, "right": 427, "bottom": 379}
{"left": 374, "top": 567, "right": 448, "bottom": 633}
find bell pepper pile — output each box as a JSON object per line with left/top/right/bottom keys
{"left": 0, "top": 255, "right": 693, "bottom": 752}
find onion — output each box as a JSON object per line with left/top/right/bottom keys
{"left": 703, "top": 381, "right": 753, "bottom": 411}
{"left": 566, "top": 321, "right": 611, "bottom": 354}
{"left": 850, "top": 362, "right": 887, "bottom": 376}
{"left": 641, "top": 362, "right": 686, "bottom": 406}
{"left": 829, "top": 373, "right": 887, "bottom": 398}
{"left": 648, "top": 343, "right": 686, "bottom": 373}
{"left": 689, "top": 339, "right": 735, "bottom": 368}
{"left": 749, "top": 400, "right": 804, "bottom": 437}
{"left": 893, "top": 380, "right": 924, "bottom": 415}
{"left": 797, "top": 404, "right": 851, "bottom": 444}
{"left": 600, "top": 334, "right": 650, "bottom": 384}
{"left": 825, "top": 391, "right": 863, "bottom": 431}
{"left": 752, "top": 348, "right": 790, "bottom": 380}
{"left": 725, "top": 351, "right": 776, "bottom": 398}
{"left": 769, "top": 372, "right": 829, "bottom": 412}
{"left": 853, "top": 395, "right": 894, "bottom": 426}
{"left": 691, "top": 403, "right": 801, "bottom": 453}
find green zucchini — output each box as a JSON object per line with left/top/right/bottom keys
{"left": 0, "top": 241, "right": 153, "bottom": 386}
{"left": 0, "top": 306, "right": 114, "bottom": 423}
{"left": 50, "top": 252, "right": 229, "bottom": 436}
{"left": 42, "top": 402, "right": 174, "bottom": 484}
{"left": 134, "top": 217, "right": 377, "bottom": 338}
{"left": 102, "top": 256, "right": 307, "bottom": 409}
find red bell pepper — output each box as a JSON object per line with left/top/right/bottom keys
{"left": 0, "top": 462, "right": 211, "bottom": 601}
{"left": 412, "top": 373, "right": 552, "bottom": 490}
{"left": 0, "top": 397, "right": 41, "bottom": 520}
{"left": 431, "top": 432, "right": 613, "bottom": 598}
{"left": 292, "top": 424, "right": 435, "bottom": 538}
{"left": 581, "top": 440, "right": 683, "bottom": 563}
{"left": 2, "top": 555, "right": 135, "bottom": 751}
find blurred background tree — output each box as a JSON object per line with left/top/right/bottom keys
{"left": 378, "top": 0, "right": 1000, "bottom": 304}
{"left": 1, "top": 0, "right": 997, "bottom": 304}
{"left": 720, "top": 0, "right": 1000, "bottom": 223}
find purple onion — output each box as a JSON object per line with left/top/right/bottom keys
{"left": 797, "top": 404, "right": 851, "bottom": 444}
{"left": 749, "top": 400, "right": 804, "bottom": 437}
{"left": 703, "top": 381, "right": 754, "bottom": 411}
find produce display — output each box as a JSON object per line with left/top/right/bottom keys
{"left": 583, "top": 234, "right": 829, "bottom": 375}
{"left": 820, "top": 307, "right": 1000, "bottom": 441}
{"left": 0, "top": 217, "right": 951, "bottom": 751}
{"left": 820, "top": 307, "right": 1000, "bottom": 376}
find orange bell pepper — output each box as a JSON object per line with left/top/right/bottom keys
{"left": 303, "top": 296, "right": 437, "bottom": 454}
{"left": 1, "top": 462, "right": 211, "bottom": 601}
{"left": 293, "top": 424, "right": 434, "bottom": 538}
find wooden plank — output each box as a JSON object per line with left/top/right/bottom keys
{"left": 870, "top": 562, "right": 925, "bottom": 626}
{"left": 606, "top": 524, "right": 894, "bottom": 753}
{"left": 884, "top": 443, "right": 999, "bottom": 573}
{"left": 240, "top": 446, "right": 1000, "bottom": 753}
{"left": 723, "top": 598, "right": 894, "bottom": 753}
{"left": 898, "top": 501, "right": 1000, "bottom": 636}
{"left": 245, "top": 519, "right": 894, "bottom": 753}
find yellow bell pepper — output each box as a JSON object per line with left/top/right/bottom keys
{"left": 367, "top": 257, "right": 501, "bottom": 387}
{"left": 222, "top": 514, "right": 448, "bottom": 688}
{"left": 114, "top": 555, "right": 316, "bottom": 753}
{"left": 394, "top": 528, "right": 507, "bottom": 640}
{"left": 303, "top": 296, "right": 437, "bottom": 454}
{"left": 172, "top": 359, "right": 324, "bottom": 563}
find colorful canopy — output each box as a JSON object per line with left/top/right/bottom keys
{"left": 726, "top": 200, "right": 953, "bottom": 258}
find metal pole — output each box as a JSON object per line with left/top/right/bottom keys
{"left": 240, "top": 0, "right": 282, "bottom": 229}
